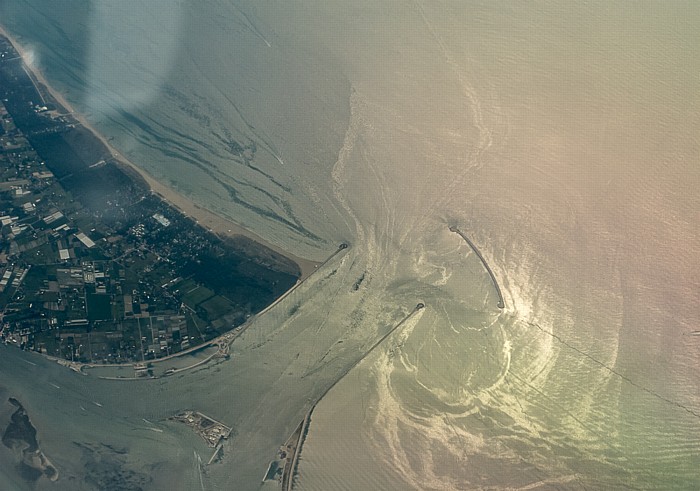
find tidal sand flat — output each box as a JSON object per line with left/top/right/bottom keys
{"left": 0, "top": 1, "right": 698, "bottom": 490}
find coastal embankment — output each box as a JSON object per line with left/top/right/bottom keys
{"left": 80, "top": 244, "right": 350, "bottom": 380}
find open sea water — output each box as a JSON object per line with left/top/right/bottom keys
{"left": 0, "top": 1, "right": 698, "bottom": 489}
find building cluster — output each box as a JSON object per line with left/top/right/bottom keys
{"left": 0, "top": 34, "right": 296, "bottom": 366}
{"left": 171, "top": 411, "right": 232, "bottom": 447}
{"left": 0, "top": 96, "right": 243, "bottom": 364}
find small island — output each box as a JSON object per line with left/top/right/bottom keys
{"left": 170, "top": 410, "right": 232, "bottom": 448}
{"left": 0, "top": 32, "right": 312, "bottom": 368}
{"left": 2, "top": 398, "right": 58, "bottom": 483}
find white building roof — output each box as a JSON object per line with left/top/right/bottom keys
{"left": 75, "top": 232, "right": 96, "bottom": 248}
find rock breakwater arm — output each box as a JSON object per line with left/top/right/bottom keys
{"left": 450, "top": 226, "right": 505, "bottom": 309}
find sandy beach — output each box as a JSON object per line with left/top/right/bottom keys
{"left": 0, "top": 24, "right": 319, "bottom": 280}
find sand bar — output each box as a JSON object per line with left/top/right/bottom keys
{"left": 0, "top": 24, "right": 320, "bottom": 280}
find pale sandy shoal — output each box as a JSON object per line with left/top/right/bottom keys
{"left": 0, "top": 25, "right": 319, "bottom": 280}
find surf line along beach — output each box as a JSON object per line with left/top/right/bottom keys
{"left": 0, "top": 24, "right": 320, "bottom": 280}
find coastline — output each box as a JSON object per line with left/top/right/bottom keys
{"left": 0, "top": 24, "right": 320, "bottom": 280}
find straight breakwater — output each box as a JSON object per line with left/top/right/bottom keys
{"left": 281, "top": 303, "right": 424, "bottom": 490}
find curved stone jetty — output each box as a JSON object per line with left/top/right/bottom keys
{"left": 450, "top": 226, "right": 505, "bottom": 309}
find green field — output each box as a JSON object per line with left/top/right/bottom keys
{"left": 86, "top": 293, "right": 112, "bottom": 321}
{"left": 199, "top": 295, "right": 233, "bottom": 320}
{"left": 182, "top": 284, "right": 215, "bottom": 309}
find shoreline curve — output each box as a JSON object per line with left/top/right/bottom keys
{"left": 0, "top": 24, "right": 320, "bottom": 280}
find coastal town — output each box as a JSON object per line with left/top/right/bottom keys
{"left": 0, "top": 35, "right": 300, "bottom": 366}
